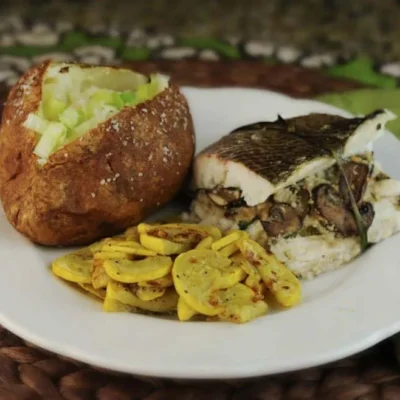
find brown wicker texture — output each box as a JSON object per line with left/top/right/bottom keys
{"left": 0, "top": 327, "right": 399, "bottom": 400}
{"left": 1, "top": 60, "right": 398, "bottom": 400}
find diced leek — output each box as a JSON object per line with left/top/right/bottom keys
{"left": 112, "top": 92, "right": 124, "bottom": 109}
{"left": 43, "top": 98, "right": 67, "bottom": 121}
{"left": 30, "top": 72, "right": 169, "bottom": 160}
{"left": 57, "top": 129, "right": 71, "bottom": 147}
{"left": 135, "top": 74, "right": 168, "bottom": 103}
{"left": 59, "top": 107, "right": 80, "bottom": 129}
{"left": 120, "top": 91, "right": 138, "bottom": 105}
{"left": 136, "top": 84, "right": 150, "bottom": 102}
{"left": 148, "top": 74, "right": 162, "bottom": 97}
{"left": 147, "top": 81, "right": 158, "bottom": 98}
{"left": 93, "top": 105, "right": 119, "bottom": 121}
{"left": 87, "top": 89, "right": 124, "bottom": 116}
{"left": 70, "top": 107, "right": 119, "bottom": 140}
{"left": 23, "top": 113, "right": 49, "bottom": 135}
{"left": 73, "top": 118, "right": 99, "bottom": 138}
{"left": 44, "top": 73, "right": 71, "bottom": 94}
{"left": 34, "top": 122, "right": 67, "bottom": 160}
{"left": 43, "top": 82, "right": 68, "bottom": 102}
{"left": 155, "top": 73, "right": 169, "bottom": 91}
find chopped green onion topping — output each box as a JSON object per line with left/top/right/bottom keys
{"left": 33, "top": 122, "right": 67, "bottom": 160}
{"left": 59, "top": 107, "right": 80, "bottom": 129}
{"left": 43, "top": 98, "right": 67, "bottom": 121}
{"left": 26, "top": 70, "right": 169, "bottom": 164}
{"left": 23, "top": 114, "right": 49, "bottom": 134}
{"left": 120, "top": 91, "right": 138, "bottom": 105}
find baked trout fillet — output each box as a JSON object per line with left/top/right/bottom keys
{"left": 186, "top": 109, "right": 400, "bottom": 279}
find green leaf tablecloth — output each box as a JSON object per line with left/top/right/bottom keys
{"left": 317, "top": 89, "right": 400, "bottom": 138}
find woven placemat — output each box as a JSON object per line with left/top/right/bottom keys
{"left": 1, "top": 60, "right": 399, "bottom": 400}
{"left": 122, "top": 60, "right": 366, "bottom": 97}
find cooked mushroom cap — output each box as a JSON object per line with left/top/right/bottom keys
{"left": 208, "top": 188, "right": 242, "bottom": 207}
{"left": 358, "top": 202, "right": 375, "bottom": 229}
{"left": 261, "top": 203, "right": 301, "bottom": 237}
{"left": 339, "top": 161, "right": 369, "bottom": 206}
{"left": 314, "top": 184, "right": 374, "bottom": 236}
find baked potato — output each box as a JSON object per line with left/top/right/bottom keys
{"left": 0, "top": 61, "right": 195, "bottom": 246}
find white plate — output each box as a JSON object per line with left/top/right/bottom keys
{"left": 1, "top": 87, "right": 400, "bottom": 380}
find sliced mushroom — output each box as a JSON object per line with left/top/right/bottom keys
{"left": 224, "top": 200, "right": 272, "bottom": 225}
{"left": 208, "top": 193, "right": 229, "bottom": 207}
{"left": 225, "top": 205, "right": 257, "bottom": 223}
{"left": 339, "top": 161, "right": 369, "bottom": 205}
{"left": 261, "top": 203, "right": 301, "bottom": 238}
{"left": 314, "top": 184, "right": 357, "bottom": 235}
{"left": 255, "top": 201, "right": 273, "bottom": 220}
{"left": 358, "top": 202, "right": 375, "bottom": 229}
{"left": 314, "top": 184, "right": 374, "bottom": 236}
{"left": 293, "top": 188, "right": 310, "bottom": 218}
{"left": 207, "top": 188, "right": 241, "bottom": 207}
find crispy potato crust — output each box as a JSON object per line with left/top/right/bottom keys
{"left": 0, "top": 61, "right": 195, "bottom": 246}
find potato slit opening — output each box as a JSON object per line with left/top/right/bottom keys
{"left": 23, "top": 62, "right": 169, "bottom": 164}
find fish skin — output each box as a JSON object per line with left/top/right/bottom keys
{"left": 230, "top": 109, "right": 389, "bottom": 154}
{"left": 197, "top": 110, "right": 392, "bottom": 186}
{"left": 199, "top": 128, "right": 329, "bottom": 186}
{"left": 283, "top": 110, "right": 387, "bottom": 154}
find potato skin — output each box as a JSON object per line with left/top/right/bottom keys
{"left": 0, "top": 61, "right": 195, "bottom": 246}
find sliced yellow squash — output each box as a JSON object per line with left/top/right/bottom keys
{"left": 107, "top": 281, "right": 178, "bottom": 312}
{"left": 211, "top": 231, "right": 244, "bottom": 251}
{"left": 91, "top": 258, "right": 110, "bottom": 289}
{"left": 94, "top": 251, "right": 129, "bottom": 260}
{"left": 218, "top": 242, "right": 240, "bottom": 258}
{"left": 238, "top": 239, "right": 301, "bottom": 307}
{"left": 212, "top": 283, "right": 268, "bottom": 324}
{"left": 52, "top": 249, "right": 93, "bottom": 284}
{"left": 172, "top": 249, "right": 245, "bottom": 316}
{"left": 89, "top": 240, "right": 106, "bottom": 255}
{"left": 140, "top": 234, "right": 191, "bottom": 255}
{"left": 78, "top": 283, "right": 106, "bottom": 300}
{"left": 136, "top": 286, "right": 166, "bottom": 301}
{"left": 103, "top": 287, "right": 137, "bottom": 313}
{"left": 231, "top": 253, "right": 263, "bottom": 296}
{"left": 138, "top": 274, "right": 174, "bottom": 288}
{"left": 104, "top": 256, "right": 173, "bottom": 283}
{"left": 124, "top": 226, "right": 140, "bottom": 241}
{"left": 102, "top": 240, "right": 157, "bottom": 257}
{"left": 195, "top": 236, "right": 214, "bottom": 249}
{"left": 138, "top": 222, "right": 222, "bottom": 240}
{"left": 177, "top": 297, "right": 198, "bottom": 321}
